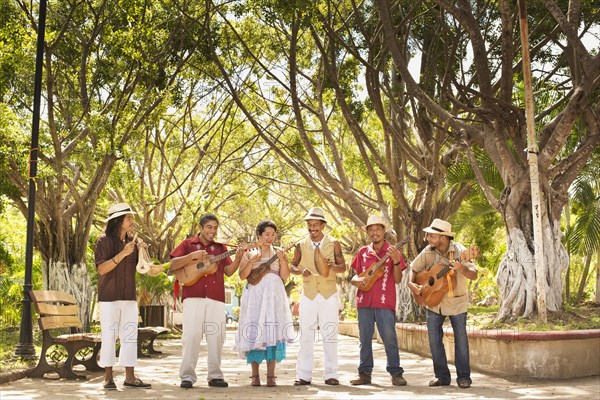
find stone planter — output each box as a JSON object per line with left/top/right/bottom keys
{"left": 338, "top": 321, "right": 600, "bottom": 379}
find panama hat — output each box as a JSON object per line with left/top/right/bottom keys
{"left": 423, "top": 218, "right": 455, "bottom": 236}
{"left": 363, "top": 215, "right": 388, "bottom": 231}
{"left": 303, "top": 207, "right": 327, "bottom": 223}
{"left": 105, "top": 203, "right": 136, "bottom": 222}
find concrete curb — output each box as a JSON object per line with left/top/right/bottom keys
{"left": 0, "top": 368, "right": 32, "bottom": 385}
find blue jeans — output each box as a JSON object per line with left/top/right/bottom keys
{"left": 357, "top": 307, "right": 404, "bottom": 376}
{"left": 426, "top": 309, "right": 471, "bottom": 384}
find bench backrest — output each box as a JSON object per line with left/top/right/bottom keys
{"left": 30, "top": 290, "right": 83, "bottom": 331}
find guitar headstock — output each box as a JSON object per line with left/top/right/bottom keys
{"left": 395, "top": 236, "right": 411, "bottom": 248}
{"left": 236, "top": 242, "right": 260, "bottom": 251}
{"left": 460, "top": 245, "right": 480, "bottom": 262}
{"left": 280, "top": 242, "right": 297, "bottom": 252}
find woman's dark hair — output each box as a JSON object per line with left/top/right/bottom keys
{"left": 256, "top": 220, "right": 277, "bottom": 237}
{"left": 105, "top": 215, "right": 125, "bottom": 240}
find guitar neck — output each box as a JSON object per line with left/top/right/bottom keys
{"left": 368, "top": 239, "right": 408, "bottom": 272}
{"left": 259, "top": 254, "right": 279, "bottom": 269}
{"left": 435, "top": 246, "right": 478, "bottom": 278}
{"left": 206, "top": 248, "right": 237, "bottom": 264}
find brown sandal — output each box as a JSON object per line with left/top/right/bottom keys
{"left": 250, "top": 375, "right": 261, "bottom": 386}
{"left": 266, "top": 375, "right": 277, "bottom": 387}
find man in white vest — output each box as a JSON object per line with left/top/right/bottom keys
{"left": 290, "top": 207, "right": 346, "bottom": 386}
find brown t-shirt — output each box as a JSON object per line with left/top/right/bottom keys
{"left": 95, "top": 233, "right": 138, "bottom": 302}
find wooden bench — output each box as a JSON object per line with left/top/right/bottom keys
{"left": 137, "top": 326, "right": 169, "bottom": 356}
{"left": 29, "top": 290, "right": 102, "bottom": 380}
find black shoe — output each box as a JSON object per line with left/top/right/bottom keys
{"left": 293, "top": 379, "right": 311, "bottom": 386}
{"left": 180, "top": 380, "right": 193, "bottom": 389}
{"left": 208, "top": 378, "right": 229, "bottom": 387}
{"left": 429, "top": 378, "right": 450, "bottom": 387}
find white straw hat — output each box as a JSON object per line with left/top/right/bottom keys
{"left": 363, "top": 215, "right": 388, "bottom": 230}
{"left": 303, "top": 207, "right": 327, "bottom": 223}
{"left": 105, "top": 203, "right": 136, "bottom": 222}
{"left": 423, "top": 218, "right": 455, "bottom": 236}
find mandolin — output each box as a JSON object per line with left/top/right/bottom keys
{"left": 170, "top": 244, "right": 252, "bottom": 286}
{"left": 413, "top": 245, "right": 480, "bottom": 307}
{"left": 357, "top": 237, "right": 410, "bottom": 292}
{"left": 246, "top": 242, "right": 296, "bottom": 285}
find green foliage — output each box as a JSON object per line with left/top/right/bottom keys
{"left": 340, "top": 297, "right": 357, "bottom": 321}
{"left": 137, "top": 272, "right": 173, "bottom": 305}
{"left": 567, "top": 169, "right": 600, "bottom": 256}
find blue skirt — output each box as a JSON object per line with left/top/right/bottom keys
{"left": 246, "top": 342, "right": 287, "bottom": 364}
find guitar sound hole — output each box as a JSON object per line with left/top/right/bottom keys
{"left": 428, "top": 277, "right": 434, "bottom": 286}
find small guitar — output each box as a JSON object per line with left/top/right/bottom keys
{"left": 136, "top": 241, "right": 170, "bottom": 277}
{"left": 314, "top": 245, "right": 330, "bottom": 277}
{"left": 413, "top": 245, "right": 480, "bottom": 307}
{"left": 357, "top": 237, "right": 410, "bottom": 292}
{"left": 170, "top": 244, "right": 252, "bottom": 286}
{"left": 246, "top": 242, "right": 296, "bottom": 285}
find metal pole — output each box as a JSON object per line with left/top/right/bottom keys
{"left": 15, "top": 0, "right": 48, "bottom": 357}
{"left": 517, "top": 0, "right": 547, "bottom": 323}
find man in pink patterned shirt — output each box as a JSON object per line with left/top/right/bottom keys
{"left": 350, "top": 215, "right": 407, "bottom": 386}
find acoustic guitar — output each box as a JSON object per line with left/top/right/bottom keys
{"left": 413, "top": 245, "right": 480, "bottom": 307}
{"left": 246, "top": 243, "right": 295, "bottom": 286}
{"left": 357, "top": 237, "right": 410, "bottom": 292}
{"left": 170, "top": 244, "right": 252, "bottom": 286}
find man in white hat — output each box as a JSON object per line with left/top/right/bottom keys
{"left": 290, "top": 207, "right": 346, "bottom": 386}
{"left": 95, "top": 203, "right": 151, "bottom": 389}
{"left": 407, "top": 218, "right": 478, "bottom": 389}
{"left": 349, "top": 215, "right": 407, "bottom": 386}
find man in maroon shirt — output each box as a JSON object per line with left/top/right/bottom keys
{"left": 169, "top": 213, "right": 244, "bottom": 389}
{"left": 350, "top": 215, "right": 408, "bottom": 386}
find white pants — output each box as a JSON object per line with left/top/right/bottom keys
{"left": 179, "top": 297, "right": 226, "bottom": 383}
{"left": 98, "top": 300, "right": 138, "bottom": 368}
{"left": 296, "top": 293, "right": 339, "bottom": 381}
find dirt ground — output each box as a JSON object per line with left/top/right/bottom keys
{"left": 1, "top": 329, "right": 599, "bottom": 400}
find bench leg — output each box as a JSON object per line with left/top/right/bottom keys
{"left": 29, "top": 344, "right": 87, "bottom": 380}
{"left": 73, "top": 343, "right": 102, "bottom": 371}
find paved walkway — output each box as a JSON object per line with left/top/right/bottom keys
{"left": 1, "top": 330, "right": 599, "bottom": 399}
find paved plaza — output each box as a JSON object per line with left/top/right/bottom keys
{"left": 1, "top": 330, "right": 599, "bottom": 399}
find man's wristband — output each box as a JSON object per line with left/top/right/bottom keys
{"left": 393, "top": 261, "right": 401, "bottom": 266}
{"left": 112, "top": 257, "right": 118, "bottom": 264}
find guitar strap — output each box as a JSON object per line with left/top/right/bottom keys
{"left": 447, "top": 247, "right": 457, "bottom": 297}
{"left": 446, "top": 273, "right": 455, "bottom": 298}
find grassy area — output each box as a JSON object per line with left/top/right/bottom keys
{"left": 0, "top": 326, "right": 38, "bottom": 372}
{"left": 469, "top": 303, "right": 600, "bottom": 331}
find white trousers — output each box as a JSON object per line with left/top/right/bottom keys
{"left": 296, "top": 293, "right": 339, "bottom": 381}
{"left": 179, "top": 297, "right": 226, "bottom": 383}
{"left": 98, "top": 300, "right": 138, "bottom": 368}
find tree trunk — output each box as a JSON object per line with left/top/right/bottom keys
{"left": 396, "top": 272, "right": 425, "bottom": 322}
{"left": 575, "top": 252, "right": 593, "bottom": 304}
{"left": 43, "top": 260, "right": 94, "bottom": 330}
{"left": 496, "top": 217, "right": 568, "bottom": 320}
